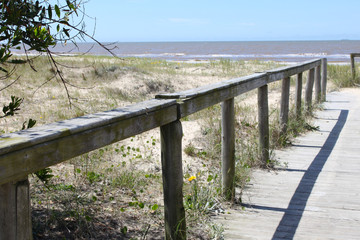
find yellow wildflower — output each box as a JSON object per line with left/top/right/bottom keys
{"left": 188, "top": 176, "right": 196, "bottom": 182}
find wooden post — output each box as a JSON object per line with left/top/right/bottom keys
{"left": 160, "top": 120, "right": 186, "bottom": 240}
{"left": 258, "top": 85, "right": 269, "bottom": 165}
{"left": 280, "top": 77, "right": 291, "bottom": 136}
{"left": 0, "top": 177, "right": 33, "bottom": 240}
{"left": 305, "top": 68, "right": 315, "bottom": 113}
{"left": 221, "top": 98, "right": 235, "bottom": 201}
{"left": 295, "top": 72, "right": 303, "bottom": 119}
{"left": 351, "top": 53, "right": 356, "bottom": 79}
{"left": 321, "top": 58, "right": 327, "bottom": 101}
{"left": 314, "top": 65, "right": 321, "bottom": 103}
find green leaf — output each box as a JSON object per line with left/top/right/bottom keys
{"left": 55, "top": 4, "right": 60, "bottom": 18}
{"left": 121, "top": 226, "right": 127, "bottom": 234}
{"left": 34, "top": 168, "right": 54, "bottom": 184}
{"left": 0, "top": 66, "right": 8, "bottom": 73}
{"left": 22, "top": 118, "right": 37, "bottom": 130}
{"left": 139, "top": 202, "right": 145, "bottom": 208}
{"left": 66, "top": 0, "right": 75, "bottom": 10}
{"left": 151, "top": 204, "right": 159, "bottom": 211}
{"left": 48, "top": 5, "right": 52, "bottom": 19}
{"left": 63, "top": 28, "right": 70, "bottom": 38}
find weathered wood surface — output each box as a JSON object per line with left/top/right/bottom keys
{"left": 160, "top": 120, "right": 186, "bottom": 240}
{"left": 0, "top": 177, "right": 32, "bottom": 240}
{"left": 350, "top": 53, "right": 360, "bottom": 79}
{"left": 305, "top": 68, "right": 315, "bottom": 112}
{"left": 158, "top": 73, "right": 268, "bottom": 118}
{"left": 0, "top": 58, "right": 326, "bottom": 239}
{"left": 279, "top": 77, "right": 290, "bottom": 136}
{"left": 156, "top": 59, "right": 321, "bottom": 100}
{"left": 222, "top": 98, "right": 235, "bottom": 200}
{"left": 258, "top": 85, "right": 269, "bottom": 164}
{"left": 266, "top": 59, "right": 321, "bottom": 83}
{"left": 314, "top": 65, "right": 321, "bottom": 102}
{"left": 156, "top": 59, "right": 321, "bottom": 118}
{"left": 214, "top": 89, "right": 360, "bottom": 239}
{"left": 321, "top": 58, "right": 327, "bottom": 101}
{"left": 295, "top": 73, "right": 303, "bottom": 118}
{"left": 0, "top": 99, "right": 177, "bottom": 185}
{"left": 156, "top": 73, "right": 267, "bottom": 100}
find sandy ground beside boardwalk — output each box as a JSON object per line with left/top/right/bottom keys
{"left": 3, "top": 56, "right": 342, "bottom": 239}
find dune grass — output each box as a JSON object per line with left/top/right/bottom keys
{"left": 328, "top": 63, "right": 360, "bottom": 89}
{"left": 1, "top": 56, "right": 345, "bottom": 239}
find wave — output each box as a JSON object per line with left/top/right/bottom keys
{"left": 118, "top": 52, "right": 350, "bottom": 62}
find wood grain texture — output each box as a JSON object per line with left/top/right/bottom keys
{"left": 280, "top": 77, "right": 291, "bottom": 136}
{"left": 321, "top": 58, "right": 327, "bottom": 101}
{"left": 156, "top": 73, "right": 267, "bottom": 100}
{"left": 176, "top": 75, "right": 268, "bottom": 118}
{"left": 305, "top": 68, "right": 315, "bottom": 113}
{"left": 350, "top": 53, "right": 360, "bottom": 79}
{"left": 221, "top": 98, "right": 235, "bottom": 200}
{"left": 160, "top": 120, "right": 186, "bottom": 240}
{"left": 258, "top": 85, "right": 269, "bottom": 165}
{"left": 214, "top": 89, "right": 360, "bottom": 240}
{"left": 315, "top": 65, "right": 321, "bottom": 102}
{"left": 266, "top": 59, "right": 321, "bottom": 83}
{"left": 0, "top": 99, "right": 177, "bottom": 184}
{"left": 0, "top": 58, "right": 328, "bottom": 239}
{"left": 295, "top": 72, "right": 303, "bottom": 118}
{"left": 0, "top": 178, "right": 32, "bottom": 240}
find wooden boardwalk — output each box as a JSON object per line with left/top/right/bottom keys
{"left": 215, "top": 89, "right": 360, "bottom": 240}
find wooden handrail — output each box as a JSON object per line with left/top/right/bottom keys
{"left": 0, "top": 99, "right": 177, "bottom": 185}
{"left": 0, "top": 58, "right": 327, "bottom": 240}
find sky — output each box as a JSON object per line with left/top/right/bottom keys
{"left": 83, "top": 0, "right": 360, "bottom": 42}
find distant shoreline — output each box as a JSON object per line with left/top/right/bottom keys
{"left": 12, "top": 40, "right": 360, "bottom": 63}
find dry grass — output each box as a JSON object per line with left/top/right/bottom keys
{"left": 1, "top": 56, "right": 290, "bottom": 239}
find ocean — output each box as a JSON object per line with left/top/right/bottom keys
{"left": 49, "top": 40, "right": 360, "bottom": 63}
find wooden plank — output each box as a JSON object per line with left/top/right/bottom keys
{"left": 305, "top": 68, "right": 315, "bottom": 113}
{"left": 156, "top": 73, "right": 267, "bottom": 99}
{"left": 295, "top": 73, "right": 303, "bottom": 118}
{"left": 177, "top": 75, "right": 268, "bottom": 118}
{"left": 314, "top": 65, "right": 321, "bottom": 102}
{"left": 221, "top": 98, "right": 235, "bottom": 200}
{"left": 156, "top": 59, "right": 322, "bottom": 101}
{"left": 160, "top": 120, "right": 186, "bottom": 240}
{"left": 0, "top": 99, "right": 176, "bottom": 155}
{"left": 350, "top": 53, "right": 360, "bottom": 79}
{"left": 0, "top": 178, "right": 32, "bottom": 240}
{"left": 258, "top": 85, "right": 269, "bottom": 165}
{"left": 280, "top": 77, "right": 291, "bottom": 136}
{"left": 321, "top": 58, "right": 327, "bottom": 101}
{"left": 215, "top": 89, "right": 360, "bottom": 240}
{"left": 0, "top": 99, "right": 178, "bottom": 185}
{"left": 266, "top": 59, "right": 321, "bottom": 83}
{"left": 351, "top": 54, "right": 355, "bottom": 79}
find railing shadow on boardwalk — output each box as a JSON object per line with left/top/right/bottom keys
{"left": 242, "top": 109, "right": 348, "bottom": 240}
{"left": 0, "top": 58, "right": 328, "bottom": 239}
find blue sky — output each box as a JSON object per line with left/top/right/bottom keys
{"left": 83, "top": 0, "right": 360, "bottom": 42}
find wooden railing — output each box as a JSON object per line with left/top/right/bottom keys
{"left": 350, "top": 53, "right": 360, "bottom": 79}
{"left": 0, "top": 58, "right": 327, "bottom": 240}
